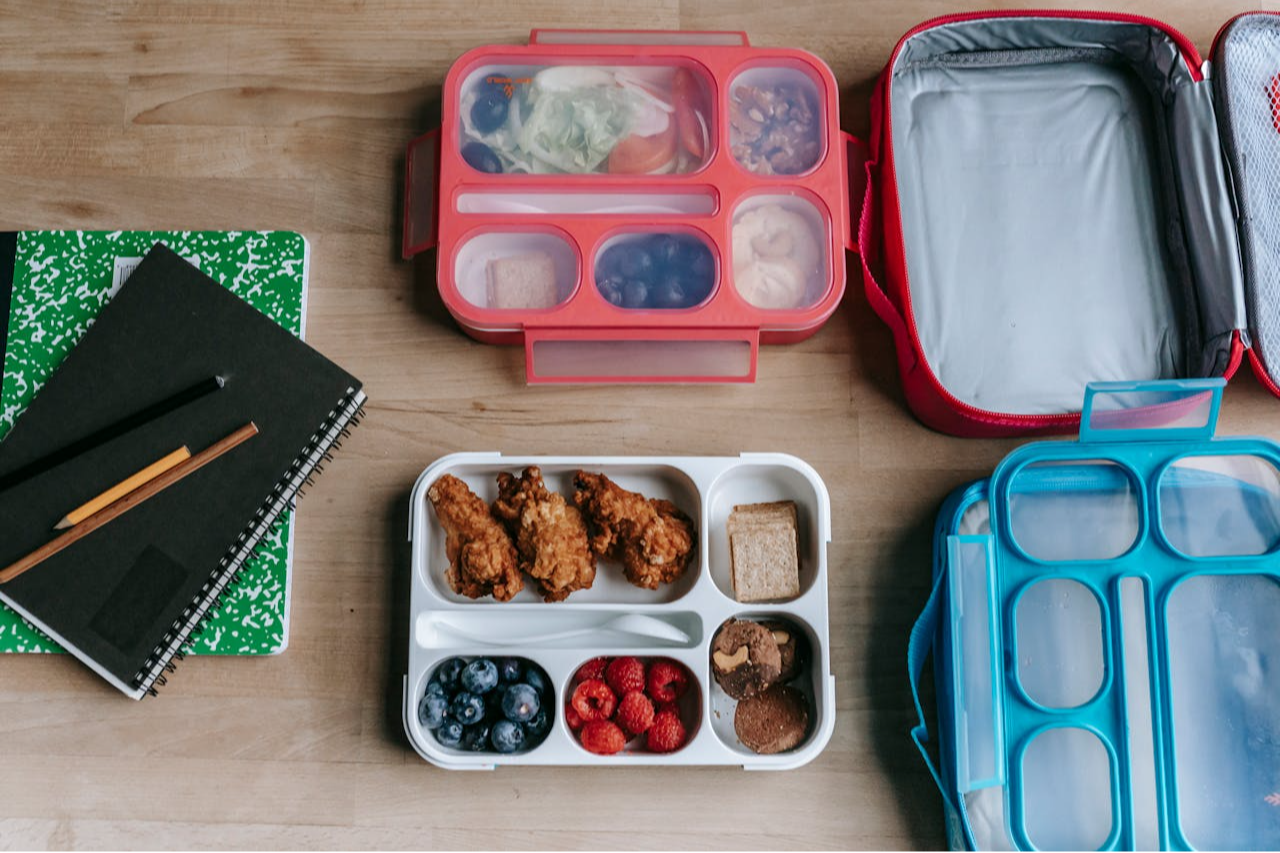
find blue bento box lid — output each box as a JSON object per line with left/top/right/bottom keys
{"left": 912, "top": 379, "right": 1280, "bottom": 851}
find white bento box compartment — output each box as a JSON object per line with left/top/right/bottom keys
{"left": 402, "top": 452, "right": 835, "bottom": 769}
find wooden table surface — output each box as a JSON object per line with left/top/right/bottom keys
{"left": 2, "top": 1, "right": 1277, "bottom": 849}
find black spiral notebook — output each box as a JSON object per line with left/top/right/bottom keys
{"left": 0, "top": 244, "right": 365, "bottom": 698}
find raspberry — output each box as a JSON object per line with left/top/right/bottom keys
{"left": 570, "top": 679, "right": 617, "bottom": 722}
{"left": 574, "top": 657, "right": 608, "bottom": 683}
{"left": 579, "top": 720, "right": 626, "bottom": 755}
{"left": 646, "top": 659, "right": 690, "bottom": 703}
{"left": 646, "top": 707, "right": 687, "bottom": 753}
{"left": 605, "top": 656, "right": 646, "bottom": 696}
{"left": 614, "top": 690, "right": 655, "bottom": 736}
{"left": 565, "top": 703, "right": 584, "bottom": 731}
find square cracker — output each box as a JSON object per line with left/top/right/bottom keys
{"left": 485, "top": 251, "right": 559, "bottom": 310}
{"left": 730, "top": 500, "right": 798, "bottom": 527}
{"left": 728, "top": 501, "right": 801, "bottom": 602}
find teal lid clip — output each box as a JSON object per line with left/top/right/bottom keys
{"left": 1079, "top": 379, "right": 1225, "bottom": 444}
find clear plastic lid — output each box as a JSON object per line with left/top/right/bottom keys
{"left": 1158, "top": 454, "right": 1280, "bottom": 557}
{"left": 1007, "top": 460, "right": 1141, "bottom": 561}
{"left": 456, "top": 63, "right": 714, "bottom": 177}
{"left": 593, "top": 230, "right": 717, "bottom": 310}
{"left": 730, "top": 194, "right": 829, "bottom": 311}
{"left": 1166, "top": 572, "right": 1280, "bottom": 850}
{"left": 1021, "top": 727, "right": 1114, "bottom": 850}
{"left": 1014, "top": 578, "right": 1105, "bottom": 709}
{"left": 453, "top": 231, "right": 578, "bottom": 311}
{"left": 727, "top": 64, "right": 825, "bottom": 177}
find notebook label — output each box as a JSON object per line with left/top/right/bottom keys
{"left": 89, "top": 545, "right": 191, "bottom": 653}
{"left": 110, "top": 254, "right": 201, "bottom": 299}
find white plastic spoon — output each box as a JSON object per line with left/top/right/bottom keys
{"left": 422, "top": 611, "right": 690, "bottom": 648}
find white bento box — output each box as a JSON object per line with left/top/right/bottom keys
{"left": 402, "top": 452, "right": 835, "bottom": 769}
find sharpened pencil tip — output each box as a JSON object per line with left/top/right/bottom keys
{"left": 214, "top": 375, "right": 226, "bottom": 388}
{"left": 53, "top": 517, "right": 72, "bottom": 530}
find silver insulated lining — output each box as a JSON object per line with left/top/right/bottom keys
{"left": 890, "top": 18, "right": 1242, "bottom": 415}
{"left": 1217, "top": 14, "right": 1280, "bottom": 390}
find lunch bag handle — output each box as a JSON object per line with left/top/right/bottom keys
{"left": 849, "top": 135, "right": 915, "bottom": 373}
{"left": 908, "top": 567, "right": 954, "bottom": 807}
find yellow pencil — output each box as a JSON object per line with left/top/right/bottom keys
{"left": 54, "top": 447, "right": 191, "bottom": 530}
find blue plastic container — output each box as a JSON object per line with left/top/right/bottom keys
{"left": 912, "top": 379, "right": 1280, "bottom": 850}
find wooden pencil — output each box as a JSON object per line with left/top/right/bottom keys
{"left": 0, "top": 423, "right": 258, "bottom": 585}
{"left": 55, "top": 447, "right": 192, "bottom": 529}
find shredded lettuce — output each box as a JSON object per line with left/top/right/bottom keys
{"left": 460, "top": 67, "right": 674, "bottom": 174}
{"left": 518, "top": 78, "right": 636, "bottom": 173}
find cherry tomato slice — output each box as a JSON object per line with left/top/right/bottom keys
{"left": 672, "top": 68, "right": 706, "bottom": 160}
{"left": 607, "top": 120, "right": 678, "bottom": 174}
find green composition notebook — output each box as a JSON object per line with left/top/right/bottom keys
{"left": 0, "top": 230, "right": 308, "bottom": 656}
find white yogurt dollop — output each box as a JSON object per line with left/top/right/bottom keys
{"left": 731, "top": 204, "right": 821, "bottom": 309}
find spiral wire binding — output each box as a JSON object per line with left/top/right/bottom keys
{"left": 132, "top": 387, "right": 368, "bottom": 696}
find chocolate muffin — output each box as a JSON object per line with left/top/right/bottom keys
{"left": 760, "top": 619, "right": 806, "bottom": 682}
{"left": 711, "top": 618, "right": 781, "bottom": 700}
{"left": 734, "top": 684, "right": 810, "bottom": 754}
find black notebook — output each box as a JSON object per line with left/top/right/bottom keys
{"left": 0, "top": 244, "right": 365, "bottom": 698}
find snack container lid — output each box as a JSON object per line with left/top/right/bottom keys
{"left": 921, "top": 379, "right": 1280, "bottom": 850}
{"left": 402, "top": 29, "right": 851, "bottom": 383}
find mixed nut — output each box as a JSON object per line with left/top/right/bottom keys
{"left": 729, "top": 83, "right": 823, "bottom": 176}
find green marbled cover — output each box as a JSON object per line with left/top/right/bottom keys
{"left": 0, "top": 230, "right": 307, "bottom": 655}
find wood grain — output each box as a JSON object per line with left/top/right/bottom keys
{"left": 0, "top": 1, "right": 1275, "bottom": 849}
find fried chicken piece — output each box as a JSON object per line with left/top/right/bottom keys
{"left": 572, "top": 471, "right": 696, "bottom": 589}
{"left": 491, "top": 466, "right": 595, "bottom": 603}
{"left": 427, "top": 474, "right": 522, "bottom": 601}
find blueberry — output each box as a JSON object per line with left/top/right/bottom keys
{"left": 497, "top": 657, "right": 524, "bottom": 684}
{"left": 683, "top": 271, "right": 714, "bottom": 305}
{"left": 418, "top": 692, "right": 449, "bottom": 729}
{"left": 462, "top": 658, "right": 499, "bottom": 695}
{"left": 485, "top": 688, "right": 507, "bottom": 722}
{"left": 597, "top": 274, "right": 625, "bottom": 307}
{"left": 461, "top": 141, "right": 503, "bottom": 174}
{"left": 502, "top": 683, "right": 540, "bottom": 723}
{"left": 616, "top": 243, "right": 656, "bottom": 282}
{"left": 671, "top": 233, "right": 697, "bottom": 258}
{"left": 525, "top": 707, "right": 552, "bottom": 741}
{"left": 424, "top": 680, "right": 446, "bottom": 697}
{"left": 462, "top": 722, "right": 492, "bottom": 752}
{"left": 647, "top": 234, "right": 683, "bottom": 267}
{"left": 652, "top": 274, "right": 689, "bottom": 309}
{"left": 672, "top": 236, "right": 711, "bottom": 272}
{"left": 470, "top": 89, "right": 510, "bottom": 135}
{"left": 451, "top": 691, "right": 486, "bottom": 726}
{"left": 435, "top": 657, "right": 466, "bottom": 690}
{"left": 436, "top": 720, "right": 465, "bottom": 748}
{"left": 687, "top": 242, "right": 715, "bottom": 281}
{"left": 596, "top": 246, "right": 623, "bottom": 279}
{"left": 523, "top": 667, "right": 549, "bottom": 697}
{"left": 622, "top": 280, "right": 649, "bottom": 309}
{"left": 669, "top": 240, "right": 714, "bottom": 302}
{"left": 491, "top": 719, "right": 526, "bottom": 754}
